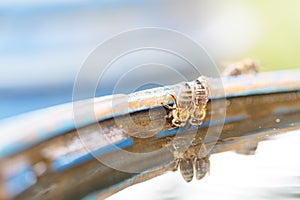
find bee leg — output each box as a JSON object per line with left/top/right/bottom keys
{"left": 165, "top": 111, "right": 174, "bottom": 120}
{"left": 169, "top": 158, "right": 180, "bottom": 172}
{"left": 163, "top": 139, "right": 181, "bottom": 172}
{"left": 198, "top": 140, "right": 208, "bottom": 156}
{"left": 161, "top": 101, "right": 174, "bottom": 122}
{"left": 161, "top": 92, "right": 177, "bottom": 109}
{"left": 161, "top": 102, "right": 175, "bottom": 123}
{"left": 161, "top": 102, "right": 175, "bottom": 110}
{"left": 168, "top": 93, "right": 177, "bottom": 104}
{"left": 168, "top": 93, "right": 179, "bottom": 109}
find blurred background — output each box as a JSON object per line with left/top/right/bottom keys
{"left": 1, "top": 0, "right": 299, "bottom": 119}
{"left": 0, "top": 1, "right": 300, "bottom": 199}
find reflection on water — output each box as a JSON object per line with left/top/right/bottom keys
{"left": 108, "top": 130, "right": 300, "bottom": 200}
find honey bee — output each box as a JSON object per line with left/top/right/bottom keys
{"left": 162, "top": 82, "right": 193, "bottom": 127}
{"left": 162, "top": 76, "right": 209, "bottom": 127}
{"left": 189, "top": 76, "right": 210, "bottom": 126}
{"left": 169, "top": 137, "right": 210, "bottom": 182}
{"left": 194, "top": 141, "right": 210, "bottom": 180}
{"left": 162, "top": 77, "right": 210, "bottom": 182}
{"left": 222, "top": 58, "right": 258, "bottom": 77}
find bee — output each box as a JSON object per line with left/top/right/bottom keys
{"left": 222, "top": 58, "right": 258, "bottom": 77}
{"left": 194, "top": 141, "right": 210, "bottom": 180}
{"left": 189, "top": 76, "right": 209, "bottom": 126}
{"left": 162, "top": 77, "right": 210, "bottom": 182}
{"left": 169, "top": 137, "right": 210, "bottom": 182}
{"left": 162, "top": 82, "right": 193, "bottom": 127}
{"left": 162, "top": 77, "right": 209, "bottom": 127}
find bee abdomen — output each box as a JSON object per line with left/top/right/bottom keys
{"left": 195, "top": 157, "right": 209, "bottom": 180}
{"left": 194, "top": 78, "right": 209, "bottom": 106}
{"left": 180, "top": 158, "right": 194, "bottom": 182}
{"left": 196, "top": 88, "right": 207, "bottom": 95}
{"left": 178, "top": 101, "right": 193, "bottom": 109}
{"left": 195, "top": 97, "right": 208, "bottom": 106}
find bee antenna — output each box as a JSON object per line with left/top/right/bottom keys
{"left": 169, "top": 93, "right": 178, "bottom": 107}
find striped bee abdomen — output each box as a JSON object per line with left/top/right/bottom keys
{"left": 177, "top": 82, "right": 193, "bottom": 109}
{"left": 179, "top": 158, "right": 194, "bottom": 182}
{"left": 189, "top": 76, "right": 209, "bottom": 126}
{"left": 195, "top": 157, "right": 209, "bottom": 180}
{"left": 193, "top": 78, "right": 209, "bottom": 106}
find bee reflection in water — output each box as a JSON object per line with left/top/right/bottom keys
{"left": 162, "top": 77, "right": 210, "bottom": 182}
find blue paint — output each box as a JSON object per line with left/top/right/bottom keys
{"left": 52, "top": 138, "right": 133, "bottom": 172}
{"left": 81, "top": 193, "right": 96, "bottom": 200}
{"left": 0, "top": 119, "right": 76, "bottom": 159}
{"left": 4, "top": 164, "right": 36, "bottom": 198}
{"left": 212, "top": 71, "right": 300, "bottom": 99}
{"left": 275, "top": 107, "right": 300, "bottom": 115}
{"left": 157, "top": 129, "right": 178, "bottom": 138}
{"left": 212, "top": 86, "right": 299, "bottom": 100}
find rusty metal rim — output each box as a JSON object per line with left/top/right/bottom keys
{"left": 0, "top": 70, "right": 299, "bottom": 159}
